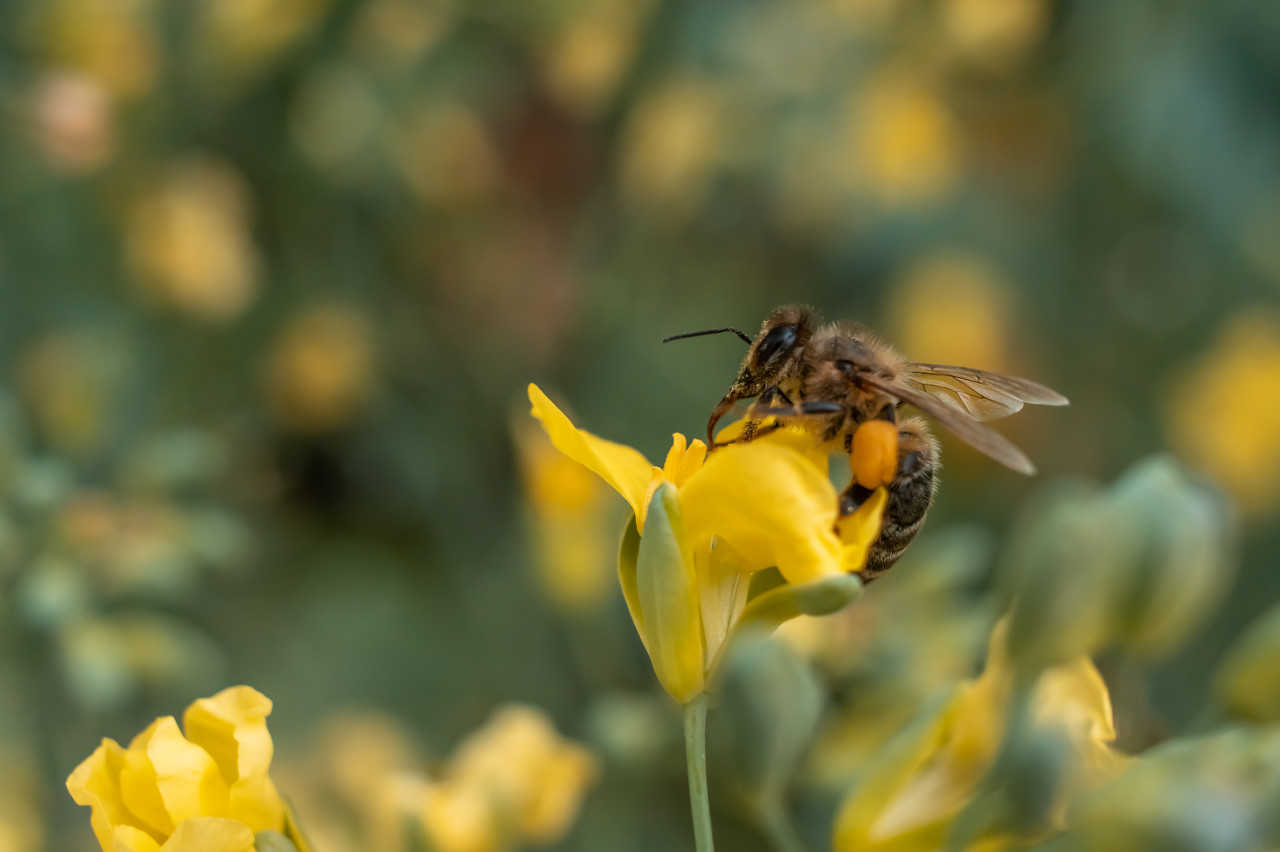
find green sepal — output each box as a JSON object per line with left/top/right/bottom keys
{"left": 255, "top": 831, "right": 300, "bottom": 852}
{"left": 745, "top": 566, "right": 786, "bottom": 603}
{"left": 737, "top": 571, "right": 863, "bottom": 635}
{"left": 618, "top": 514, "right": 649, "bottom": 651}
{"left": 636, "top": 482, "right": 704, "bottom": 703}
{"left": 1215, "top": 602, "right": 1280, "bottom": 723}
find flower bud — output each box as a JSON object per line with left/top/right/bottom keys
{"left": 712, "top": 630, "right": 823, "bottom": 800}
{"left": 1215, "top": 604, "right": 1280, "bottom": 723}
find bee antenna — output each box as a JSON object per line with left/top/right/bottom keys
{"left": 662, "top": 327, "right": 753, "bottom": 345}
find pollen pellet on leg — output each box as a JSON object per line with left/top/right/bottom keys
{"left": 851, "top": 420, "right": 898, "bottom": 489}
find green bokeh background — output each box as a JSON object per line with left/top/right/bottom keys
{"left": 2, "top": 0, "right": 1279, "bottom": 849}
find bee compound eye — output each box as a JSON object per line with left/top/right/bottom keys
{"left": 756, "top": 325, "right": 798, "bottom": 366}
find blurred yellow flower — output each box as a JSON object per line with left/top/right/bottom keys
{"left": 66, "top": 686, "right": 305, "bottom": 852}
{"left": 618, "top": 78, "right": 727, "bottom": 219}
{"left": 193, "top": 0, "right": 333, "bottom": 95}
{"left": 537, "top": 0, "right": 654, "bottom": 118}
{"left": 941, "top": 0, "right": 1048, "bottom": 72}
{"left": 833, "top": 621, "right": 1124, "bottom": 852}
{"left": 348, "top": 0, "right": 453, "bottom": 69}
{"left": 515, "top": 419, "right": 615, "bottom": 612}
{"left": 884, "top": 251, "right": 1015, "bottom": 372}
{"left": 846, "top": 71, "right": 961, "bottom": 208}
{"left": 125, "top": 158, "right": 260, "bottom": 323}
{"left": 394, "top": 705, "right": 598, "bottom": 852}
{"left": 1165, "top": 311, "right": 1280, "bottom": 517}
{"left": 0, "top": 746, "right": 44, "bottom": 851}
{"left": 264, "top": 305, "right": 375, "bottom": 435}
{"left": 391, "top": 102, "right": 501, "bottom": 207}
{"left": 28, "top": 0, "right": 158, "bottom": 98}
{"left": 529, "top": 384, "right": 886, "bottom": 702}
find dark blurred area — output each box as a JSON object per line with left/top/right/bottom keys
{"left": 2, "top": 0, "right": 1279, "bottom": 849}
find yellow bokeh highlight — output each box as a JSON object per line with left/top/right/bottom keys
{"left": 348, "top": 0, "right": 454, "bottom": 69}
{"left": 396, "top": 705, "right": 599, "bottom": 852}
{"left": 942, "top": 0, "right": 1049, "bottom": 72}
{"left": 264, "top": 305, "right": 376, "bottom": 435}
{"left": 194, "top": 0, "right": 334, "bottom": 94}
{"left": 27, "top": 0, "right": 158, "bottom": 99}
{"left": 884, "top": 251, "right": 1014, "bottom": 370}
{"left": 391, "top": 102, "right": 501, "bottom": 207}
{"left": 515, "top": 420, "right": 615, "bottom": 612}
{"left": 619, "top": 78, "right": 727, "bottom": 218}
{"left": 125, "top": 158, "right": 260, "bottom": 323}
{"left": 1166, "top": 311, "right": 1280, "bottom": 517}
{"left": 847, "top": 71, "right": 961, "bottom": 208}
{"left": 539, "top": 0, "right": 654, "bottom": 118}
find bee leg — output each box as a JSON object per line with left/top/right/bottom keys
{"left": 845, "top": 417, "right": 939, "bottom": 582}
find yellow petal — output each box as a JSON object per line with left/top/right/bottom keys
{"left": 1033, "top": 657, "right": 1117, "bottom": 745}
{"left": 698, "top": 542, "right": 750, "bottom": 667}
{"left": 837, "top": 487, "right": 888, "bottom": 573}
{"left": 143, "top": 717, "right": 231, "bottom": 826}
{"left": 157, "top": 817, "right": 256, "bottom": 852}
{"left": 183, "top": 687, "right": 284, "bottom": 833}
{"left": 833, "top": 692, "right": 963, "bottom": 852}
{"left": 662, "top": 434, "right": 707, "bottom": 487}
{"left": 637, "top": 483, "right": 705, "bottom": 702}
{"left": 529, "top": 384, "right": 660, "bottom": 528}
{"left": 113, "top": 825, "right": 163, "bottom": 852}
{"left": 120, "top": 720, "right": 180, "bottom": 836}
{"left": 67, "top": 737, "right": 152, "bottom": 851}
{"left": 680, "top": 439, "right": 844, "bottom": 585}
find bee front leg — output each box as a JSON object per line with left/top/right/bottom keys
{"left": 840, "top": 417, "right": 940, "bottom": 581}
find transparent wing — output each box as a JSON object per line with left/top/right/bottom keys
{"left": 903, "top": 363, "right": 1068, "bottom": 422}
{"left": 860, "top": 372, "right": 1037, "bottom": 475}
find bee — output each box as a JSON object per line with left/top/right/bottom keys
{"left": 665, "top": 305, "right": 1068, "bottom": 580}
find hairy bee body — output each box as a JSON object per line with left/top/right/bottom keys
{"left": 673, "top": 305, "right": 1066, "bottom": 581}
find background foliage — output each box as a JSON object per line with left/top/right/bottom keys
{"left": 2, "top": 0, "right": 1279, "bottom": 849}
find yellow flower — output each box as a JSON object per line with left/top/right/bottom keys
{"left": 396, "top": 704, "right": 599, "bottom": 852}
{"left": 941, "top": 0, "right": 1048, "bottom": 72}
{"left": 529, "top": 384, "right": 886, "bottom": 702}
{"left": 833, "top": 620, "right": 1124, "bottom": 852}
{"left": 1165, "top": 310, "right": 1280, "bottom": 517}
{"left": 618, "top": 77, "right": 727, "bottom": 220}
{"left": 845, "top": 71, "right": 961, "bottom": 209}
{"left": 264, "top": 304, "right": 376, "bottom": 435}
{"left": 125, "top": 158, "right": 260, "bottom": 323}
{"left": 66, "top": 686, "right": 306, "bottom": 852}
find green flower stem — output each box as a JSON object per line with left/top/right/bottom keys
{"left": 758, "top": 797, "right": 808, "bottom": 852}
{"left": 683, "top": 693, "right": 716, "bottom": 852}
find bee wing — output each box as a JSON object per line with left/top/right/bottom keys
{"left": 860, "top": 372, "right": 1038, "bottom": 475}
{"left": 903, "top": 363, "right": 1069, "bottom": 422}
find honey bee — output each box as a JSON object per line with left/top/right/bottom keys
{"left": 665, "top": 305, "right": 1068, "bottom": 580}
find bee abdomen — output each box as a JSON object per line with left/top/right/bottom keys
{"left": 862, "top": 516, "right": 927, "bottom": 579}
